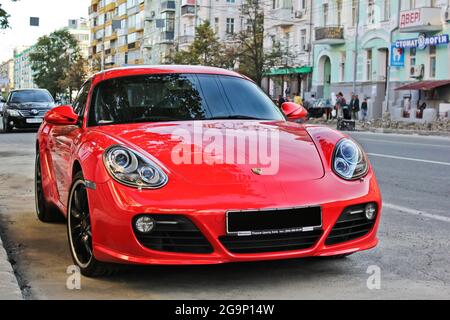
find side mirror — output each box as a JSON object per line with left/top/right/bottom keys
{"left": 0, "top": 97, "right": 6, "bottom": 103}
{"left": 281, "top": 102, "right": 308, "bottom": 121}
{"left": 44, "top": 105, "right": 78, "bottom": 126}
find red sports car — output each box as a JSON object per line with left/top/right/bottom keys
{"left": 36, "top": 66, "right": 381, "bottom": 277}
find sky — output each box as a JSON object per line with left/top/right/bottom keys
{"left": 0, "top": 0, "right": 90, "bottom": 62}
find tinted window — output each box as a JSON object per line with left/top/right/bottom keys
{"left": 9, "top": 90, "right": 54, "bottom": 104}
{"left": 73, "top": 81, "right": 91, "bottom": 117}
{"left": 88, "top": 74, "right": 283, "bottom": 126}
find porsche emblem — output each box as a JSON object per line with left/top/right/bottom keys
{"left": 252, "top": 168, "right": 263, "bottom": 175}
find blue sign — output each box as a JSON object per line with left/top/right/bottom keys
{"left": 395, "top": 34, "right": 449, "bottom": 50}
{"left": 391, "top": 45, "right": 405, "bottom": 67}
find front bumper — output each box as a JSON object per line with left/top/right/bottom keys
{"left": 6, "top": 115, "right": 43, "bottom": 128}
{"left": 88, "top": 172, "right": 382, "bottom": 265}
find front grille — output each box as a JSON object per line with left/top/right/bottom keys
{"left": 219, "top": 230, "right": 323, "bottom": 254}
{"left": 133, "top": 215, "right": 213, "bottom": 254}
{"left": 325, "top": 204, "right": 377, "bottom": 246}
{"left": 19, "top": 110, "right": 47, "bottom": 117}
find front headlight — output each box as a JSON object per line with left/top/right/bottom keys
{"left": 103, "top": 145, "right": 168, "bottom": 189}
{"left": 7, "top": 109, "right": 21, "bottom": 117}
{"left": 332, "top": 138, "right": 368, "bottom": 180}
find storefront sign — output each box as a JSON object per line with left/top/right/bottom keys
{"left": 400, "top": 9, "right": 421, "bottom": 29}
{"left": 390, "top": 45, "right": 405, "bottom": 67}
{"left": 395, "top": 34, "right": 449, "bottom": 50}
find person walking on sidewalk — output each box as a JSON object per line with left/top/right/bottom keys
{"left": 361, "top": 98, "right": 368, "bottom": 122}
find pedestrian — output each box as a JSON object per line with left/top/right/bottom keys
{"left": 351, "top": 95, "right": 360, "bottom": 120}
{"left": 325, "top": 98, "right": 332, "bottom": 121}
{"left": 361, "top": 98, "right": 368, "bottom": 122}
{"left": 277, "top": 95, "right": 286, "bottom": 108}
{"left": 335, "top": 92, "right": 346, "bottom": 119}
{"left": 294, "top": 93, "right": 303, "bottom": 106}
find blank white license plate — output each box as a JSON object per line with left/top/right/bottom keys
{"left": 26, "top": 118, "right": 43, "bottom": 124}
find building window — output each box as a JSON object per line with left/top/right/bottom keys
{"left": 323, "top": 3, "right": 328, "bottom": 26}
{"left": 226, "top": 18, "right": 234, "bottom": 35}
{"left": 384, "top": 0, "right": 391, "bottom": 21}
{"left": 214, "top": 17, "right": 219, "bottom": 34}
{"left": 410, "top": 47, "right": 416, "bottom": 67}
{"left": 300, "top": 29, "right": 307, "bottom": 51}
{"left": 429, "top": 46, "right": 436, "bottom": 78}
{"left": 340, "top": 53, "right": 346, "bottom": 82}
{"left": 226, "top": 0, "right": 235, "bottom": 2}
{"left": 368, "top": 0, "right": 375, "bottom": 24}
{"left": 337, "top": 0, "right": 343, "bottom": 26}
{"left": 366, "top": 49, "right": 373, "bottom": 81}
{"left": 351, "top": 0, "right": 358, "bottom": 26}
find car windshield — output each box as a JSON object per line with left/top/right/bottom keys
{"left": 9, "top": 90, "right": 54, "bottom": 104}
{"left": 88, "top": 74, "right": 284, "bottom": 126}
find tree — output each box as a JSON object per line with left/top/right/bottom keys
{"left": 29, "top": 29, "right": 80, "bottom": 98}
{"left": 58, "top": 56, "right": 88, "bottom": 103}
{"left": 235, "top": 0, "right": 287, "bottom": 86}
{"left": 173, "top": 21, "right": 223, "bottom": 66}
{"left": 0, "top": 0, "right": 18, "bottom": 29}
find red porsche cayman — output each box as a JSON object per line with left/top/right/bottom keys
{"left": 35, "top": 66, "right": 381, "bottom": 277}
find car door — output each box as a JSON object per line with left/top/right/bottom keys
{"left": 48, "top": 81, "right": 91, "bottom": 207}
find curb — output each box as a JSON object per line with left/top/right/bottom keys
{"left": 0, "top": 235, "right": 22, "bottom": 300}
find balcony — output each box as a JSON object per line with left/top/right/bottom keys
{"left": 161, "top": 1, "right": 176, "bottom": 12}
{"left": 314, "top": 26, "right": 345, "bottom": 45}
{"left": 399, "top": 7, "right": 443, "bottom": 33}
{"left": 269, "top": 8, "right": 294, "bottom": 27}
{"left": 178, "top": 35, "right": 194, "bottom": 44}
{"left": 181, "top": 5, "right": 196, "bottom": 16}
{"left": 159, "top": 31, "right": 175, "bottom": 43}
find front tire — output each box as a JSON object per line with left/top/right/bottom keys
{"left": 67, "top": 171, "right": 117, "bottom": 277}
{"left": 35, "top": 152, "right": 63, "bottom": 222}
{"left": 2, "top": 116, "right": 12, "bottom": 133}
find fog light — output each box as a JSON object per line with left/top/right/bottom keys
{"left": 365, "top": 203, "right": 377, "bottom": 220}
{"left": 135, "top": 216, "right": 155, "bottom": 233}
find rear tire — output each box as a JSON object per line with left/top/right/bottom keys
{"left": 35, "top": 152, "right": 63, "bottom": 222}
{"left": 67, "top": 171, "right": 118, "bottom": 277}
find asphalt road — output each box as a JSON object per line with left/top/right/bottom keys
{"left": 0, "top": 122, "right": 449, "bottom": 300}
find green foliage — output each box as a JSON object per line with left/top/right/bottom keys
{"left": 29, "top": 29, "right": 82, "bottom": 98}
{"left": 236, "top": 0, "right": 286, "bottom": 86}
{"left": 0, "top": 0, "right": 18, "bottom": 29}
{"left": 173, "top": 21, "right": 231, "bottom": 67}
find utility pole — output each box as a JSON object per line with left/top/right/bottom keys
{"left": 385, "top": 0, "right": 402, "bottom": 114}
{"left": 352, "top": 0, "right": 360, "bottom": 95}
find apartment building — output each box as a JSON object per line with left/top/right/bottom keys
{"left": 14, "top": 46, "right": 37, "bottom": 90}
{"left": 89, "top": 0, "right": 146, "bottom": 70}
{"left": 0, "top": 59, "right": 14, "bottom": 96}
{"left": 89, "top": 0, "right": 244, "bottom": 67}
{"left": 68, "top": 18, "right": 91, "bottom": 60}
{"left": 262, "top": 0, "right": 314, "bottom": 99}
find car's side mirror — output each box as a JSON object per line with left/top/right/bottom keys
{"left": 44, "top": 105, "right": 79, "bottom": 126}
{"left": 0, "top": 97, "right": 6, "bottom": 103}
{"left": 281, "top": 102, "right": 308, "bottom": 121}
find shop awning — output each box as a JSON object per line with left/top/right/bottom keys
{"left": 264, "top": 66, "right": 313, "bottom": 76}
{"left": 395, "top": 80, "right": 450, "bottom": 91}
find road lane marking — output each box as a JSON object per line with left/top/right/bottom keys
{"left": 384, "top": 203, "right": 450, "bottom": 223}
{"left": 367, "top": 153, "right": 450, "bottom": 166}
{"left": 358, "top": 138, "right": 450, "bottom": 149}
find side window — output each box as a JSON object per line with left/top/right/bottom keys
{"left": 72, "top": 81, "right": 92, "bottom": 117}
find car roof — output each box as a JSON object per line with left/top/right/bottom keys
{"left": 91, "top": 65, "right": 246, "bottom": 83}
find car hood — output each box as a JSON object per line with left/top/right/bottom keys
{"left": 94, "top": 121, "right": 325, "bottom": 186}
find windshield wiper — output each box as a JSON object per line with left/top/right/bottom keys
{"left": 207, "top": 115, "right": 266, "bottom": 120}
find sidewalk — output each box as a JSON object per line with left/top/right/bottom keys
{"left": 308, "top": 118, "right": 450, "bottom": 137}
{"left": 0, "top": 234, "right": 22, "bottom": 300}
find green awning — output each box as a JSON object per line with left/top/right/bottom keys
{"left": 264, "top": 66, "right": 313, "bottom": 76}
